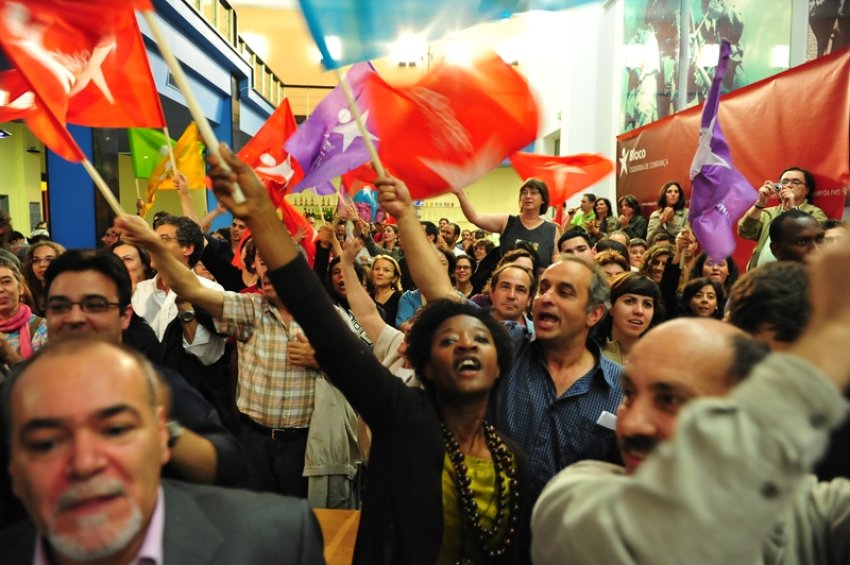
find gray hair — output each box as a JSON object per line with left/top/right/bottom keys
{"left": 552, "top": 255, "right": 611, "bottom": 314}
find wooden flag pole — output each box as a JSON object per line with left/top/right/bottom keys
{"left": 81, "top": 159, "right": 124, "bottom": 217}
{"left": 141, "top": 11, "right": 245, "bottom": 203}
{"left": 162, "top": 125, "right": 178, "bottom": 177}
{"left": 332, "top": 67, "right": 386, "bottom": 177}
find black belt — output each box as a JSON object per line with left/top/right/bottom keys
{"left": 240, "top": 414, "right": 308, "bottom": 440}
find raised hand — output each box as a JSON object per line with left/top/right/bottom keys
{"left": 341, "top": 237, "right": 362, "bottom": 266}
{"left": 173, "top": 170, "right": 189, "bottom": 193}
{"left": 207, "top": 142, "right": 276, "bottom": 220}
{"left": 115, "top": 214, "right": 160, "bottom": 250}
{"left": 316, "top": 225, "right": 335, "bottom": 249}
{"left": 375, "top": 176, "right": 414, "bottom": 220}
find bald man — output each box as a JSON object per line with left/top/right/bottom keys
{"left": 532, "top": 318, "right": 850, "bottom": 565}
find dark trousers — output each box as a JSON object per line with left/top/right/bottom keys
{"left": 239, "top": 415, "right": 309, "bottom": 498}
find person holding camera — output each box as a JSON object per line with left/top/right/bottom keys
{"left": 737, "top": 166, "right": 828, "bottom": 271}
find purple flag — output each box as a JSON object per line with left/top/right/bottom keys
{"left": 285, "top": 63, "right": 378, "bottom": 194}
{"left": 689, "top": 40, "right": 758, "bottom": 263}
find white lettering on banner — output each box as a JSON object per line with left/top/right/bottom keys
{"left": 619, "top": 146, "right": 653, "bottom": 177}
{"left": 626, "top": 159, "right": 670, "bottom": 173}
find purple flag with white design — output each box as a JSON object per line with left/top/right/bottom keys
{"left": 285, "top": 62, "right": 378, "bottom": 194}
{"left": 689, "top": 40, "right": 758, "bottom": 263}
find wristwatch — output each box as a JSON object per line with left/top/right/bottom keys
{"left": 177, "top": 309, "right": 196, "bottom": 323}
{"left": 166, "top": 420, "right": 184, "bottom": 447}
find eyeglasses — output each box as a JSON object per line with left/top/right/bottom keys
{"left": 45, "top": 297, "right": 122, "bottom": 315}
{"left": 455, "top": 265, "right": 471, "bottom": 271}
{"left": 159, "top": 234, "right": 179, "bottom": 242}
{"left": 32, "top": 257, "right": 55, "bottom": 265}
{"left": 519, "top": 188, "right": 541, "bottom": 196}
{"left": 780, "top": 178, "right": 806, "bottom": 186}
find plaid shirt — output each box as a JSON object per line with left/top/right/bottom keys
{"left": 214, "top": 291, "right": 318, "bottom": 428}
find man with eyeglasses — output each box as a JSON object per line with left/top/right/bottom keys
{"left": 737, "top": 166, "right": 828, "bottom": 271}
{"left": 0, "top": 249, "right": 246, "bottom": 528}
{"left": 132, "top": 215, "right": 226, "bottom": 369}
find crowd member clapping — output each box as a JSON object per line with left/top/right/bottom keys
{"left": 647, "top": 181, "right": 689, "bottom": 242}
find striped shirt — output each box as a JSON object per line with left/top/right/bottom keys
{"left": 214, "top": 292, "right": 318, "bottom": 428}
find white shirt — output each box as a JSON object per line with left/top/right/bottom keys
{"left": 132, "top": 273, "right": 226, "bottom": 366}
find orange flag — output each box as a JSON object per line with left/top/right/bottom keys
{"left": 0, "top": 1, "right": 164, "bottom": 161}
{"left": 141, "top": 123, "right": 205, "bottom": 217}
{"left": 366, "top": 52, "right": 539, "bottom": 199}
{"left": 509, "top": 152, "right": 613, "bottom": 209}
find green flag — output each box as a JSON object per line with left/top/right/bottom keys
{"left": 128, "top": 128, "right": 174, "bottom": 179}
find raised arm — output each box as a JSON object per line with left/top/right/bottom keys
{"left": 378, "top": 179, "right": 456, "bottom": 301}
{"left": 199, "top": 203, "right": 226, "bottom": 234}
{"left": 115, "top": 214, "right": 225, "bottom": 319}
{"left": 206, "top": 145, "right": 416, "bottom": 430}
{"left": 455, "top": 189, "right": 509, "bottom": 234}
{"left": 173, "top": 171, "right": 201, "bottom": 226}
{"left": 340, "top": 238, "right": 387, "bottom": 343}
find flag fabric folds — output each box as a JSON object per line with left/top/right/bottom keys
{"left": 689, "top": 40, "right": 757, "bottom": 263}
{"left": 280, "top": 198, "right": 317, "bottom": 266}
{"left": 510, "top": 152, "right": 613, "bottom": 209}
{"left": 366, "top": 52, "right": 539, "bottom": 199}
{"left": 285, "top": 63, "right": 377, "bottom": 194}
{"left": 128, "top": 127, "right": 173, "bottom": 179}
{"left": 298, "top": 0, "right": 603, "bottom": 68}
{"left": 141, "top": 123, "right": 205, "bottom": 217}
{"left": 0, "top": 67, "right": 84, "bottom": 161}
{"left": 341, "top": 162, "right": 379, "bottom": 194}
{"left": 237, "top": 98, "right": 303, "bottom": 207}
{"left": 0, "top": 0, "right": 165, "bottom": 162}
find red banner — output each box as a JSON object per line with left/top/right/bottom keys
{"left": 617, "top": 47, "right": 850, "bottom": 270}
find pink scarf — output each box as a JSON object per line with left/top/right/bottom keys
{"left": 0, "top": 304, "right": 34, "bottom": 359}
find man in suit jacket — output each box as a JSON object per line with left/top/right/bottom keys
{"left": 0, "top": 337, "right": 325, "bottom": 565}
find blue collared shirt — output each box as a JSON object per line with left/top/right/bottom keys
{"left": 491, "top": 324, "right": 623, "bottom": 495}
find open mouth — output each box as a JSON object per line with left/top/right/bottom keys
{"left": 455, "top": 357, "right": 481, "bottom": 373}
{"left": 536, "top": 311, "right": 558, "bottom": 323}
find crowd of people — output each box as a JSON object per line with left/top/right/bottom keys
{"left": 0, "top": 157, "right": 848, "bottom": 565}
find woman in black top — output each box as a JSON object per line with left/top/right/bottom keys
{"left": 208, "top": 148, "right": 532, "bottom": 565}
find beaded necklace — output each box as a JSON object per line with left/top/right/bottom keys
{"left": 441, "top": 420, "right": 519, "bottom": 563}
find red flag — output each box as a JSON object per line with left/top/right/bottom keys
{"left": 0, "top": 1, "right": 164, "bottom": 161}
{"left": 341, "top": 162, "right": 379, "bottom": 194}
{"left": 65, "top": 15, "right": 165, "bottom": 128}
{"left": 280, "top": 198, "right": 317, "bottom": 266}
{"left": 0, "top": 69, "right": 85, "bottom": 161}
{"left": 509, "top": 152, "right": 614, "bottom": 209}
{"left": 366, "top": 52, "right": 539, "bottom": 199}
{"left": 237, "top": 99, "right": 303, "bottom": 207}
